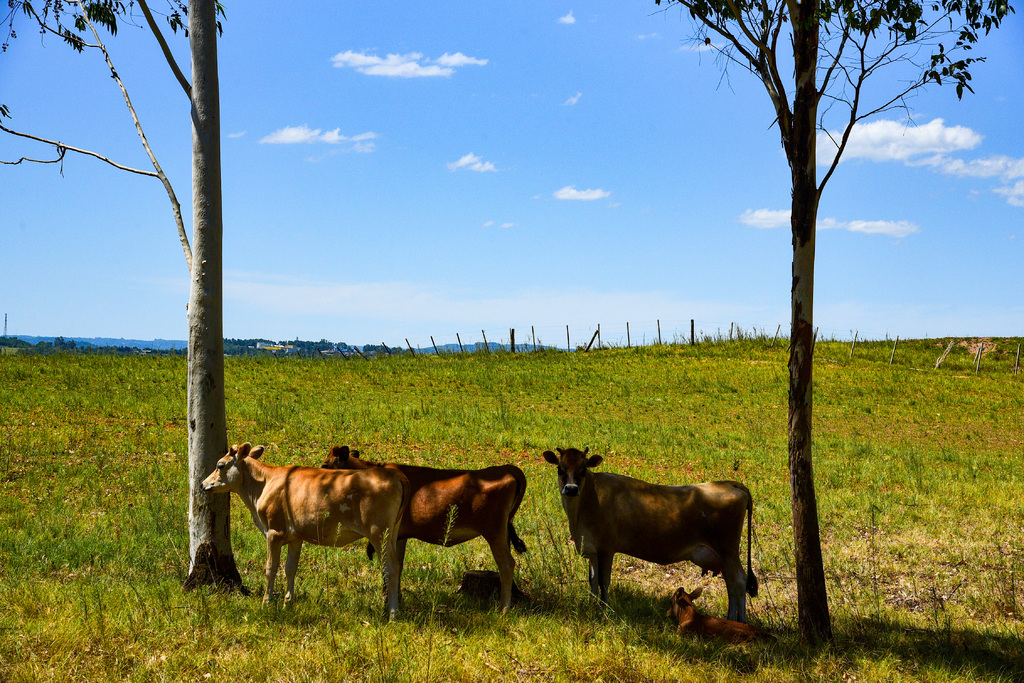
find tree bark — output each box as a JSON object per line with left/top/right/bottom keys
{"left": 183, "top": 0, "right": 241, "bottom": 591}
{"left": 787, "top": 0, "right": 832, "bottom": 644}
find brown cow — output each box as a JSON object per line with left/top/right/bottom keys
{"left": 201, "top": 442, "right": 409, "bottom": 618}
{"left": 321, "top": 445, "right": 528, "bottom": 610}
{"left": 543, "top": 447, "right": 758, "bottom": 622}
{"left": 668, "top": 586, "right": 772, "bottom": 643}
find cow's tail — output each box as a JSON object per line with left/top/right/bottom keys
{"left": 507, "top": 467, "right": 529, "bottom": 554}
{"left": 508, "top": 522, "right": 528, "bottom": 554}
{"left": 746, "top": 488, "right": 758, "bottom": 598}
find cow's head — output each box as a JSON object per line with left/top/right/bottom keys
{"left": 321, "top": 445, "right": 373, "bottom": 470}
{"left": 201, "top": 442, "right": 265, "bottom": 494}
{"left": 543, "top": 446, "right": 603, "bottom": 497}
{"left": 667, "top": 585, "right": 703, "bottom": 620}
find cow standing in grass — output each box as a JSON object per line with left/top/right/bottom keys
{"left": 201, "top": 442, "right": 409, "bottom": 619}
{"left": 543, "top": 446, "right": 758, "bottom": 622}
{"left": 322, "top": 446, "right": 528, "bottom": 610}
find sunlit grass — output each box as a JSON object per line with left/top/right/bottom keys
{"left": 0, "top": 339, "right": 1022, "bottom": 681}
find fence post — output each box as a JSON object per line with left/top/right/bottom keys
{"left": 935, "top": 339, "right": 956, "bottom": 369}
{"left": 382, "top": 342, "right": 392, "bottom": 356}
{"left": 691, "top": 319, "right": 695, "bottom": 345}
{"left": 406, "top": 339, "right": 416, "bottom": 356}
{"left": 1015, "top": 344, "right": 1021, "bottom": 375}
{"left": 729, "top": 322, "right": 733, "bottom": 340}
{"left": 812, "top": 327, "right": 819, "bottom": 355}
{"left": 849, "top": 330, "right": 858, "bottom": 359}
{"left": 532, "top": 325, "right": 537, "bottom": 352}
{"left": 354, "top": 346, "right": 368, "bottom": 360}
{"left": 584, "top": 329, "right": 599, "bottom": 352}
{"left": 456, "top": 333, "right": 465, "bottom": 354}
{"left": 627, "top": 322, "right": 631, "bottom": 349}
{"left": 482, "top": 330, "right": 491, "bottom": 354}
{"left": 566, "top": 325, "right": 570, "bottom": 352}
{"left": 974, "top": 343, "right": 984, "bottom": 373}
{"left": 597, "top": 324, "right": 602, "bottom": 350}
{"left": 889, "top": 336, "right": 899, "bottom": 365}
{"left": 510, "top": 328, "right": 515, "bottom": 353}
{"left": 770, "top": 324, "right": 780, "bottom": 349}
{"left": 657, "top": 319, "right": 662, "bottom": 345}
{"left": 431, "top": 336, "right": 440, "bottom": 356}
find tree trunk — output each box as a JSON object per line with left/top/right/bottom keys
{"left": 787, "top": 0, "right": 832, "bottom": 644}
{"left": 183, "top": 0, "right": 242, "bottom": 591}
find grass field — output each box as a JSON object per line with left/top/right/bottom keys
{"left": 1, "top": 337, "right": 1022, "bottom": 681}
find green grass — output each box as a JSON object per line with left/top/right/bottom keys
{"left": 1, "top": 338, "right": 1022, "bottom": 681}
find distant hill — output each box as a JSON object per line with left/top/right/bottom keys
{"left": 12, "top": 335, "right": 187, "bottom": 351}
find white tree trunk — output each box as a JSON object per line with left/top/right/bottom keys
{"left": 184, "top": 0, "right": 239, "bottom": 587}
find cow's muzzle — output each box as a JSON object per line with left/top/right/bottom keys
{"left": 561, "top": 484, "right": 579, "bottom": 497}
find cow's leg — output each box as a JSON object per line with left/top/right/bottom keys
{"left": 264, "top": 530, "right": 285, "bottom": 604}
{"left": 597, "top": 551, "right": 614, "bottom": 604}
{"left": 283, "top": 540, "right": 302, "bottom": 603}
{"left": 486, "top": 528, "right": 516, "bottom": 611}
{"left": 723, "top": 554, "right": 748, "bottom": 623}
{"left": 588, "top": 551, "right": 613, "bottom": 603}
{"left": 375, "top": 530, "right": 403, "bottom": 620}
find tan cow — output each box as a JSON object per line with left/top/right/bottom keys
{"left": 321, "top": 445, "right": 528, "bottom": 610}
{"left": 201, "top": 442, "right": 409, "bottom": 618}
{"left": 668, "top": 586, "right": 772, "bottom": 643}
{"left": 543, "top": 447, "right": 758, "bottom": 622}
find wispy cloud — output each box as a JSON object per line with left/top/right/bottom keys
{"left": 554, "top": 185, "right": 610, "bottom": 201}
{"left": 995, "top": 180, "right": 1024, "bottom": 207}
{"left": 260, "top": 125, "right": 377, "bottom": 150}
{"left": 739, "top": 208, "right": 918, "bottom": 238}
{"left": 637, "top": 33, "right": 660, "bottom": 40}
{"left": 227, "top": 131, "right": 246, "bottom": 139}
{"left": 447, "top": 153, "right": 497, "bottom": 172}
{"left": 331, "top": 50, "right": 487, "bottom": 78}
{"left": 564, "top": 92, "right": 582, "bottom": 106}
{"left": 819, "top": 118, "right": 982, "bottom": 165}
{"left": 558, "top": 11, "right": 576, "bottom": 24}
{"left": 819, "top": 118, "right": 1024, "bottom": 207}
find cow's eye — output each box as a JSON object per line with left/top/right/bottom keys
{"left": 217, "top": 462, "right": 226, "bottom": 470}
{"left": 578, "top": 468, "right": 586, "bottom": 478}
{"left": 557, "top": 467, "right": 565, "bottom": 476}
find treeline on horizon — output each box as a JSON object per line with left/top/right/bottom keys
{"left": 0, "top": 336, "right": 356, "bottom": 357}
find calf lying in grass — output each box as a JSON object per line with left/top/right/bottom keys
{"left": 668, "top": 586, "right": 772, "bottom": 644}
{"left": 202, "top": 442, "right": 409, "bottom": 619}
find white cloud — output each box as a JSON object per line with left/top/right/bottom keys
{"left": 738, "top": 209, "right": 790, "bottom": 229}
{"left": 637, "top": 33, "right": 660, "bottom": 40}
{"left": 331, "top": 50, "right": 486, "bottom": 78}
{"left": 918, "top": 154, "right": 1024, "bottom": 181}
{"left": 995, "top": 180, "right": 1024, "bottom": 207}
{"left": 500, "top": 222, "right": 516, "bottom": 228}
{"left": 227, "top": 131, "right": 246, "bottom": 139}
{"left": 447, "top": 153, "right": 497, "bottom": 172}
{"left": 558, "top": 11, "right": 576, "bottom": 24}
{"left": 259, "top": 125, "right": 378, "bottom": 147}
{"left": 564, "top": 92, "right": 582, "bottom": 106}
{"left": 739, "top": 209, "right": 918, "bottom": 237}
{"left": 554, "top": 185, "right": 610, "bottom": 201}
{"left": 819, "top": 118, "right": 982, "bottom": 165}
{"left": 435, "top": 52, "right": 488, "bottom": 67}
{"left": 482, "top": 221, "right": 495, "bottom": 227}
{"left": 818, "top": 118, "right": 1024, "bottom": 207}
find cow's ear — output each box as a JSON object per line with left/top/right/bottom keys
{"left": 585, "top": 455, "right": 603, "bottom": 468}
{"left": 350, "top": 449, "right": 360, "bottom": 459}
{"left": 336, "top": 445, "right": 350, "bottom": 461}
{"left": 236, "top": 442, "right": 252, "bottom": 459}
{"left": 690, "top": 585, "right": 704, "bottom": 600}
{"left": 249, "top": 445, "right": 265, "bottom": 460}
{"left": 543, "top": 450, "right": 560, "bottom": 465}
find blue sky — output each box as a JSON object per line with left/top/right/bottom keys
{"left": 3, "top": 1, "right": 1022, "bottom": 349}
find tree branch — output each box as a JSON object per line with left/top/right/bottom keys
{"left": 74, "top": 0, "right": 192, "bottom": 271}
{"left": 137, "top": 0, "right": 191, "bottom": 98}
{"left": 0, "top": 122, "right": 159, "bottom": 176}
